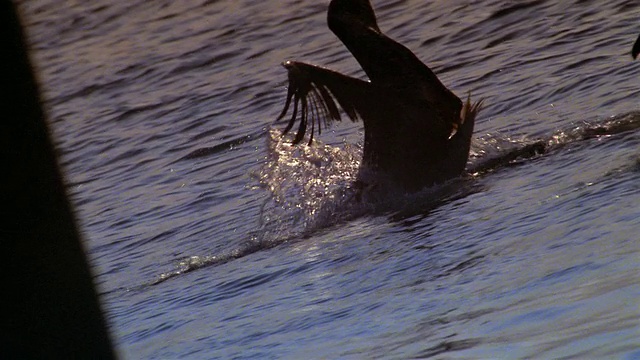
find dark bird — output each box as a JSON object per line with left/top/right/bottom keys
{"left": 275, "top": 0, "right": 483, "bottom": 192}
{"left": 633, "top": 34, "right": 640, "bottom": 59}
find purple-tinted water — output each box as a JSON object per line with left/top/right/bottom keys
{"left": 20, "top": 0, "right": 640, "bottom": 358}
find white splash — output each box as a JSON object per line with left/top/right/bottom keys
{"left": 255, "top": 128, "right": 364, "bottom": 237}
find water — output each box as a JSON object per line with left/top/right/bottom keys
{"left": 19, "top": 0, "right": 640, "bottom": 358}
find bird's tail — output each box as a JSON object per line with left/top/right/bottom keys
{"left": 443, "top": 93, "right": 484, "bottom": 177}
{"left": 461, "top": 93, "right": 484, "bottom": 127}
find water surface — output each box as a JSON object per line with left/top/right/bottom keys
{"left": 20, "top": 0, "right": 640, "bottom": 358}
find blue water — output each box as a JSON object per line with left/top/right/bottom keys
{"left": 20, "top": 0, "right": 640, "bottom": 358}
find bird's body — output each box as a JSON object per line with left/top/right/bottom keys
{"left": 276, "top": 0, "right": 482, "bottom": 192}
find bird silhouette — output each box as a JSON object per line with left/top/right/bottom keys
{"left": 276, "top": 0, "right": 483, "bottom": 192}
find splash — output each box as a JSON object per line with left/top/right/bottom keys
{"left": 151, "top": 128, "right": 365, "bottom": 286}
{"left": 547, "top": 111, "right": 640, "bottom": 146}
{"left": 151, "top": 111, "right": 640, "bottom": 286}
{"left": 255, "top": 128, "right": 490, "bottom": 232}
{"left": 469, "top": 111, "right": 640, "bottom": 175}
{"left": 256, "top": 128, "right": 364, "bottom": 236}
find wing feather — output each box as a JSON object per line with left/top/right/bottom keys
{"left": 275, "top": 61, "right": 371, "bottom": 144}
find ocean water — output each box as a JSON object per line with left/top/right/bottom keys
{"left": 19, "top": 0, "right": 640, "bottom": 358}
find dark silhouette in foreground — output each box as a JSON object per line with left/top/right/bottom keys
{"left": 633, "top": 33, "right": 640, "bottom": 59}
{"left": 2, "top": 2, "right": 114, "bottom": 358}
{"left": 275, "top": 0, "right": 482, "bottom": 192}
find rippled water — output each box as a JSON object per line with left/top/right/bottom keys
{"left": 20, "top": 0, "right": 640, "bottom": 358}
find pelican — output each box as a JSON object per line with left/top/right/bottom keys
{"left": 275, "top": 0, "right": 483, "bottom": 192}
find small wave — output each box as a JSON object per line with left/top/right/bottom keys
{"left": 177, "top": 129, "right": 264, "bottom": 162}
{"left": 470, "top": 110, "right": 640, "bottom": 175}
{"left": 547, "top": 110, "right": 640, "bottom": 145}
{"left": 167, "top": 51, "right": 239, "bottom": 77}
{"left": 150, "top": 240, "right": 266, "bottom": 286}
{"left": 488, "top": 0, "right": 546, "bottom": 21}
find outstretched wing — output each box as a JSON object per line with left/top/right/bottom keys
{"left": 633, "top": 33, "right": 640, "bottom": 59}
{"left": 327, "top": 1, "right": 462, "bottom": 138}
{"left": 275, "top": 61, "right": 372, "bottom": 145}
